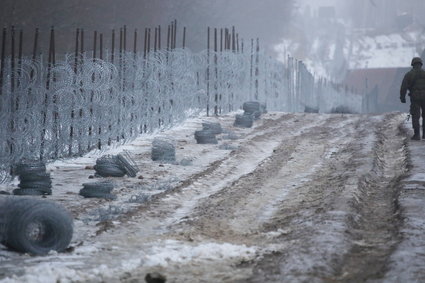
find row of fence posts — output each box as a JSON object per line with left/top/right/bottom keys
{"left": 0, "top": 21, "right": 190, "bottom": 161}
{"left": 205, "top": 26, "right": 263, "bottom": 116}
{"left": 0, "top": 23, "right": 363, "bottom": 173}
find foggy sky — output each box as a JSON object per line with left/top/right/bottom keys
{"left": 0, "top": 0, "right": 294, "bottom": 55}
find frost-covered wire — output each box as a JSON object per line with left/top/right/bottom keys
{"left": 0, "top": 47, "right": 362, "bottom": 171}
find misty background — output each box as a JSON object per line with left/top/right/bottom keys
{"left": 1, "top": 0, "right": 425, "bottom": 112}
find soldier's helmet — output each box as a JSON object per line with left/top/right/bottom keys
{"left": 411, "top": 57, "right": 423, "bottom": 66}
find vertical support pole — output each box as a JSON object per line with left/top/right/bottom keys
{"left": 98, "top": 32, "right": 103, "bottom": 150}
{"left": 220, "top": 28, "right": 223, "bottom": 52}
{"left": 10, "top": 26, "right": 16, "bottom": 161}
{"left": 231, "top": 26, "right": 236, "bottom": 52}
{"left": 51, "top": 27, "right": 59, "bottom": 158}
{"left": 111, "top": 29, "right": 115, "bottom": 64}
{"left": 99, "top": 33, "right": 103, "bottom": 60}
{"left": 11, "top": 26, "right": 15, "bottom": 94}
{"left": 108, "top": 29, "right": 115, "bottom": 146}
{"left": 78, "top": 28, "right": 84, "bottom": 155}
{"left": 182, "top": 27, "right": 186, "bottom": 49}
{"left": 214, "top": 28, "right": 218, "bottom": 115}
{"left": 123, "top": 25, "right": 127, "bottom": 91}
{"left": 147, "top": 28, "right": 151, "bottom": 54}
{"left": 87, "top": 30, "right": 97, "bottom": 150}
{"left": 144, "top": 28, "right": 147, "bottom": 58}
{"left": 170, "top": 22, "right": 174, "bottom": 50}
{"left": 154, "top": 27, "right": 158, "bottom": 52}
{"left": 158, "top": 25, "right": 161, "bottom": 50}
{"left": 250, "top": 39, "right": 254, "bottom": 100}
{"left": 17, "top": 30, "right": 23, "bottom": 89}
{"left": 133, "top": 29, "right": 137, "bottom": 56}
{"left": 173, "top": 20, "right": 177, "bottom": 49}
{"left": 93, "top": 31, "right": 97, "bottom": 59}
{"left": 117, "top": 27, "right": 123, "bottom": 141}
{"left": 0, "top": 28, "right": 6, "bottom": 97}
{"left": 69, "top": 28, "right": 79, "bottom": 156}
{"left": 206, "top": 27, "right": 210, "bottom": 116}
{"left": 255, "top": 38, "right": 259, "bottom": 101}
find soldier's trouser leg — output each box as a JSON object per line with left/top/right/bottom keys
{"left": 421, "top": 100, "right": 425, "bottom": 138}
{"left": 410, "top": 99, "right": 421, "bottom": 131}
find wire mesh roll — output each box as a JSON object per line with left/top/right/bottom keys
{"left": 94, "top": 155, "right": 126, "bottom": 177}
{"left": 194, "top": 130, "right": 218, "bottom": 144}
{"left": 151, "top": 138, "right": 176, "bottom": 162}
{"left": 13, "top": 161, "right": 52, "bottom": 196}
{"left": 79, "top": 180, "right": 116, "bottom": 199}
{"left": 243, "top": 101, "right": 261, "bottom": 114}
{"left": 234, "top": 114, "right": 254, "bottom": 128}
{"left": 202, "top": 122, "right": 223, "bottom": 135}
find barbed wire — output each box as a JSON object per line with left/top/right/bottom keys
{"left": 0, "top": 48, "right": 362, "bottom": 180}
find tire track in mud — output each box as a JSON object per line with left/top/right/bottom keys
{"left": 174, "top": 115, "right": 361, "bottom": 242}
{"left": 119, "top": 114, "right": 323, "bottom": 227}
{"left": 332, "top": 115, "right": 408, "bottom": 282}
{"left": 246, "top": 113, "right": 408, "bottom": 283}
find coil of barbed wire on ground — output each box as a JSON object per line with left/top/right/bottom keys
{"left": 202, "top": 121, "right": 223, "bottom": 135}
{"left": 222, "top": 130, "right": 239, "bottom": 140}
{"left": 12, "top": 160, "right": 52, "bottom": 196}
{"left": 94, "top": 155, "right": 126, "bottom": 177}
{"left": 151, "top": 138, "right": 176, "bottom": 162}
{"left": 242, "top": 101, "right": 262, "bottom": 120}
{"left": 79, "top": 180, "right": 116, "bottom": 200}
{"left": 0, "top": 196, "right": 73, "bottom": 255}
{"left": 243, "top": 101, "right": 261, "bottom": 114}
{"left": 194, "top": 130, "right": 218, "bottom": 144}
{"left": 234, "top": 113, "right": 254, "bottom": 128}
{"left": 116, "top": 151, "right": 139, "bottom": 177}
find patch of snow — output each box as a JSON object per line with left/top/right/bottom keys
{"left": 144, "top": 240, "right": 256, "bottom": 267}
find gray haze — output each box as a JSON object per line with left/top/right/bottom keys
{"left": 0, "top": 0, "right": 294, "bottom": 55}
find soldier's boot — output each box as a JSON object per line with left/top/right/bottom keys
{"left": 412, "top": 128, "right": 421, "bottom": 140}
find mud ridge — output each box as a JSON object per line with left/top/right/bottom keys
{"left": 333, "top": 114, "right": 408, "bottom": 282}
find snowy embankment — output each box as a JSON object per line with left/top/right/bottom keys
{"left": 275, "top": 28, "right": 425, "bottom": 80}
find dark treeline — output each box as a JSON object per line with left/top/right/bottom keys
{"left": 0, "top": 0, "right": 294, "bottom": 55}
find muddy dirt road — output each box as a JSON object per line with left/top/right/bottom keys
{"left": 0, "top": 112, "right": 416, "bottom": 282}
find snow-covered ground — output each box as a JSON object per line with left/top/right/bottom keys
{"left": 348, "top": 29, "right": 425, "bottom": 69}
{"left": 0, "top": 110, "right": 423, "bottom": 282}
{"left": 275, "top": 23, "right": 425, "bottom": 80}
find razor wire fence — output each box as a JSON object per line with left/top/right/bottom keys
{"left": 0, "top": 25, "right": 364, "bottom": 179}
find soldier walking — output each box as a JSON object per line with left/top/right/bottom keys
{"left": 400, "top": 57, "right": 425, "bottom": 140}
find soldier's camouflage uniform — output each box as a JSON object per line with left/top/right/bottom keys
{"left": 400, "top": 57, "right": 425, "bottom": 140}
